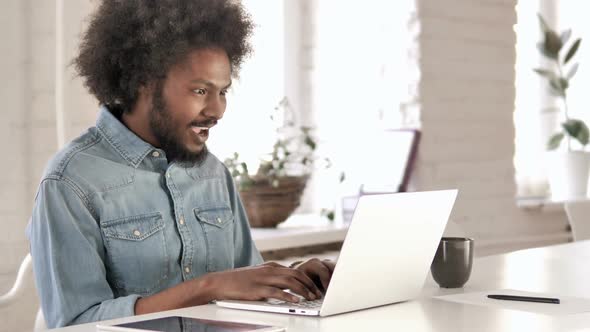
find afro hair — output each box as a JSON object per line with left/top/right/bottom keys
{"left": 74, "top": 0, "right": 254, "bottom": 112}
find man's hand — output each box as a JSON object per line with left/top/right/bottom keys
{"left": 207, "top": 262, "right": 323, "bottom": 303}
{"left": 292, "top": 258, "right": 336, "bottom": 292}
{"left": 135, "top": 259, "right": 336, "bottom": 315}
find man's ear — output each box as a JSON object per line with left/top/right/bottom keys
{"left": 138, "top": 82, "right": 156, "bottom": 98}
{"left": 132, "top": 82, "right": 156, "bottom": 114}
{"left": 137, "top": 82, "right": 156, "bottom": 104}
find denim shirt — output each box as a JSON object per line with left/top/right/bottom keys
{"left": 26, "top": 107, "right": 263, "bottom": 328}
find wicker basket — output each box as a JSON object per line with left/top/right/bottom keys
{"left": 239, "top": 176, "right": 308, "bottom": 228}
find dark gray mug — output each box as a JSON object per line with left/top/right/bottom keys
{"left": 430, "top": 237, "right": 474, "bottom": 288}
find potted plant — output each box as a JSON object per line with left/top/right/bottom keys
{"left": 535, "top": 14, "right": 590, "bottom": 200}
{"left": 224, "top": 97, "right": 336, "bottom": 228}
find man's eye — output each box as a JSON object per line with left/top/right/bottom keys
{"left": 220, "top": 89, "right": 228, "bottom": 96}
{"left": 193, "top": 88, "right": 206, "bottom": 95}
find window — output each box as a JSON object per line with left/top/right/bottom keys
{"left": 309, "top": 0, "right": 419, "bottom": 212}
{"left": 207, "top": 0, "right": 285, "bottom": 171}
{"left": 209, "top": 1, "right": 419, "bottom": 214}
{"left": 514, "top": 0, "right": 551, "bottom": 197}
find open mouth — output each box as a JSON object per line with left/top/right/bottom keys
{"left": 190, "top": 120, "right": 217, "bottom": 143}
{"left": 191, "top": 126, "right": 210, "bottom": 141}
{"left": 192, "top": 126, "right": 209, "bottom": 134}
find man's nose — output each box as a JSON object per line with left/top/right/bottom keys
{"left": 203, "top": 94, "right": 226, "bottom": 119}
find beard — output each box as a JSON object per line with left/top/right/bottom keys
{"left": 149, "top": 86, "right": 209, "bottom": 166}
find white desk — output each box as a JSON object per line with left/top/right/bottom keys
{"left": 52, "top": 241, "right": 590, "bottom": 332}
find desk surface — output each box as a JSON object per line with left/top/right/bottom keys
{"left": 55, "top": 241, "right": 590, "bottom": 332}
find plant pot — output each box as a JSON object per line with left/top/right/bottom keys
{"left": 546, "top": 151, "right": 590, "bottom": 200}
{"left": 239, "top": 176, "right": 308, "bottom": 228}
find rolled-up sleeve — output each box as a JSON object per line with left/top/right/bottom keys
{"left": 27, "top": 177, "right": 140, "bottom": 328}
{"left": 223, "top": 168, "right": 263, "bottom": 267}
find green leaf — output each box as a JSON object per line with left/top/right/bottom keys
{"left": 549, "top": 77, "right": 568, "bottom": 97}
{"left": 562, "top": 119, "right": 590, "bottom": 146}
{"left": 304, "top": 136, "right": 317, "bottom": 150}
{"left": 325, "top": 211, "right": 335, "bottom": 221}
{"left": 544, "top": 30, "right": 563, "bottom": 56}
{"left": 567, "top": 63, "right": 579, "bottom": 80}
{"left": 548, "top": 77, "right": 568, "bottom": 95}
{"left": 320, "top": 208, "right": 335, "bottom": 221}
{"left": 240, "top": 162, "right": 249, "bottom": 174}
{"left": 560, "top": 78, "right": 569, "bottom": 90}
{"left": 564, "top": 38, "right": 581, "bottom": 64}
{"left": 561, "top": 29, "right": 572, "bottom": 45}
{"left": 537, "top": 42, "right": 557, "bottom": 60}
{"left": 537, "top": 13, "right": 550, "bottom": 33}
{"left": 547, "top": 132, "right": 564, "bottom": 150}
{"left": 533, "top": 68, "right": 556, "bottom": 79}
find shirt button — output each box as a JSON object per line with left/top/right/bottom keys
{"left": 166, "top": 173, "right": 170, "bottom": 178}
{"left": 179, "top": 217, "right": 185, "bottom": 225}
{"left": 152, "top": 151, "right": 160, "bottom": 157}
{"left": 216, "top": 217, "right": 222, "bottom": 224}
{"left": 133, "top": 230, "right": 141, "bottom": 236}
{"left": 185, "top": 267, "right": 190, "bottom": 273}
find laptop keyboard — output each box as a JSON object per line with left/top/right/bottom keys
{"left": 267, "top": 298, "right": 324, "bottom": 309}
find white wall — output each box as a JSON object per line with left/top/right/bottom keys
{"left": 0, "top": 1, "right": 55, "bottom": 331}
{"left": 0, "top": 1, "right": 97, "bottom": 331}
{"left": 412, "top": 0, "right": 569, "bottom": 255}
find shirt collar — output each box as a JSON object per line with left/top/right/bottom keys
{"left": 96, "top": 106, "right": 155, "bottom": 168}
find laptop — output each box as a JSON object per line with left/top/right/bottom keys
{"left": 216, "top": 189, "right": 458, "bottom": 317}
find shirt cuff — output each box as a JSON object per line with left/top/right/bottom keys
{"left": 70, "top": 294, "right": 142, "bottom": 326}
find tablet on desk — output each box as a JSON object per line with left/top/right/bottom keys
{"left": 96, "top": 316, "right": 285, "bottom": 332}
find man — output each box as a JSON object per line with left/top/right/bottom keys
{"left": 27, "top": 0, "right": 334, "bottom": 328}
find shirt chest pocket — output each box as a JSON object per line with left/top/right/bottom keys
{"left": 194, "top": 206, "right": 235, "bottom": 272}
{"left": 101, "top": 212, "right": 169, "bottom": 295}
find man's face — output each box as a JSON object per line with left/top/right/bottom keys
{"left": 149, "top": 48, "right": 232, "bottom": 164}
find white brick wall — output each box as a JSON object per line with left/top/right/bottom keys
{"left": 62, "top": 1, "right": 100, "bottom": 143}
{"left": 0, "top": 1, "right": 97, "bottom": 331}
{"left": 1, "top": 1, "right": 46, "bottom": 331}
{"left": 413, "top": 0, "right": 569, "bottom": 254}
